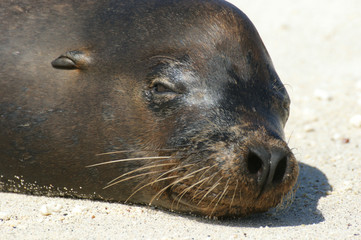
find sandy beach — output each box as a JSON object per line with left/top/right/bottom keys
{"left": 1, "top": 0, "right": 360, "bottom": 239}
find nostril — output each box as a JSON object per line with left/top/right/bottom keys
{"left": 247, "top": 152, "right": 263, "bottom": 174}
{"left": 272, "top": 156, "right": 287, "bottom": 183}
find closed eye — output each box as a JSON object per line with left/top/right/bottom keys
{"left": 150, "top": 79, "right": 181, "bottom": 94}
{"left": 153, "top": 83, "right": 174, "bottom": 93}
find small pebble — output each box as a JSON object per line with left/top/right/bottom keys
{"left": 72, "top": 205, "right": 89, "bottom": 214}
{"left": 314, "top": 89, "right": 333, "bottom": 101}
{"left": 39, "top": 203, "right": 62, "bottom": 216}
{"left": 304, "top": 124, "right": 315, "bottom": 132}
{"left": 331, "top": 133, "right": 342, "bottom": 141}
{"left": 0, "top": 211, "right": 11, "bottom": 221}
{"left": 340, "top": 181, "right": 353, "bottom": 192}
{"left": 350, "top": 115, "right": 361, "bottom": 128}
{"left": 40, "top": 205, "right": 52, "bottom": 216}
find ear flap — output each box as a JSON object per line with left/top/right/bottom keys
{"left": 51, "top": 50, "right": 90, "bottom": 70}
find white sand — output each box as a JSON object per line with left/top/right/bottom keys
{"left": 1, "top": 0, "right": 361, "bottom": 239}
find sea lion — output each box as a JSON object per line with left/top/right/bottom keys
{"left": 0, "top": 0, "right": 299, "bottom": 217}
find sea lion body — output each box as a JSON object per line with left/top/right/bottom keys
{"left": 0, "top": 0, "right": 298, "bottom": 217}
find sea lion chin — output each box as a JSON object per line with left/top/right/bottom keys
{"left": 0, "top": 0, "right": 298, "bottom": 218}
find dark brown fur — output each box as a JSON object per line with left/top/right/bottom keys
{"left": 0, "top": 0, "right": 298, "bottom": 217}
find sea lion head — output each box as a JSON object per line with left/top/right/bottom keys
{"left": 53, "top": 0, "right": 299, "bottom": 217}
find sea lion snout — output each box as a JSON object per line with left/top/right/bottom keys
{"left": 244, "top": 141, "right": 294, "bottom": 193}
{"left": 158, "top": 124, "right": 298, "bottom": 217}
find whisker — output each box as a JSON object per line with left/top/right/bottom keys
{"left": 103, "top": 170, "right": 164, "bottom": 189}
{"left": 107, "top": 163, "right": 176, "bottom": 185}
{"left": 191, "top": 177, "right": 211, "bottom": 200}
{"left": 275, "top": 184, "right": 298, "bottom": 212}
{"left": 86, "top": 156, "right": 171, "bottom": 168}
{"left": 125, "top": 175, "right": 179, "bottom": 203}
{"left": 150, "top": 182, "right": 182, "bottom": 207}
{"left": 287, "top": 130, "right": 294, "bottom": 145}
{"left": 150, "top": 166, "right": 210, "bottom": 205}
{"left": 130, "top": 164, "right": 193, "bottom": 199}
{"left": 197, "top": 176, "right": 223, "bottom": 206}
{"left": 193, "top": 170, "right": 220, "bottom": 199}
{"left": 204, "top": 117, "right": 223, "bottom": 134}
{"left": 210, "top": 179, "right": 230, "bottom": 216}
{"left": 154, "top": 164, "right": 194, "bottom": 181}
{"left": 174, "top": 177, "right": 210, "bottom": 209}
{"left": 239, "top": 188, "right": 242, "bottom": 202}
{"left": 169, "top": 166, "right": 210, "bottom": 189}
{"left": 197, "top": 164, "right": 218, "bottom": 181}
{"left": 230, "top": 179, "right": 238, "bottom": 210}
{"left": 206, "top": 191, "right": 222, "bottom": 210}
{"left": 96, "top": 149, "right": 181, "bottom": 156}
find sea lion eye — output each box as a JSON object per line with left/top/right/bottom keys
{"left": 151, "top": 80, "right": 178, "bottom": 94}
{"left": 146, "top": 81, "right": 179, "bottom": 105}
{"left": 154, "top": 83, "right": 173, "bottom": 93}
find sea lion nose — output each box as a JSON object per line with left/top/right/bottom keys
{"left": 246, "top": 146, "right": 288, "bottom": 189}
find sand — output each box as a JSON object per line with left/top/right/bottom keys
{"left": 1, "top": 0, "right": 360, "bottom": 239}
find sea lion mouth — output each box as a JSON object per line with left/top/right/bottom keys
{"left": 161, "top": 155, "right": 297, "bottom": 217}
{"left": 168, "top": 180, "right": 237, "bottom": 217}
{"left": 166, "top": 178, "right": 292, "bottom": 218}
{"left": 153, "top": 131, "right": 300, "bottom": 217}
